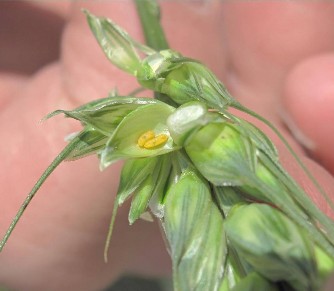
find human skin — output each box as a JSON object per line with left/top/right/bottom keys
{"left": 0, "top": 1, "right": 334, "bottom": 290}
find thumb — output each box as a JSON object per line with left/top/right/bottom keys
{"left": 282, "top": 54, "right": 334, "bottom": 175}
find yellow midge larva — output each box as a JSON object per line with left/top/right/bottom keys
{"left": 137, "top": 130, "right": 168, "bottom": 149}
{"left": 137, "top": 130, "right": 155, "bottom": 147}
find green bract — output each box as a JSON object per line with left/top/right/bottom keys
{"left": 315, "top": 246, "right": 334, "bottom": 282}
{"left": 47, "top": 96, "right": 160, "bottom": 136}
{"left": 228, "top": 272, "right": 279, "bottom": 291}
{"left": 137, "top": 51, "right": 225, "bottom": 107}
{"left": 164, "top": 170, "right": 226, "bottom": 291}
{"left": 46, "top": 96, "right": 165, "bottom": 160}
{"left": 116, "top": 157, "right": 158, "bottom": 206}
{"left": 185, "top": 118, "right": 334, "bottom": 258}
{"left": 100, "top": 101, "right": 178, "bottom": 169}
{"left": 50, "top": 94, "right": 180, "bottom": 169}
{"left": 225, "top": 204, "right": 319, "bottom": 291}
{"left": 166, "top": 101, "right": 220, "bottom": 146}
{"left": 85, "top": 10, "right": 154, "bottom": 74}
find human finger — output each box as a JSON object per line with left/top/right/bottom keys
{"left": 283, "top": 54, "right": 334, "bottom": 175}
{"left": 219, "top": 2, "right": 334, "bottom": 120}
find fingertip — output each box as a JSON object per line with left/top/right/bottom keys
{"left": 282, "top": 53, "right": 334, "bottom": 174}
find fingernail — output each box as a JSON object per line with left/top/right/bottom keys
{"left": 280, "top": 108, "right": 315, "bottom": 151}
